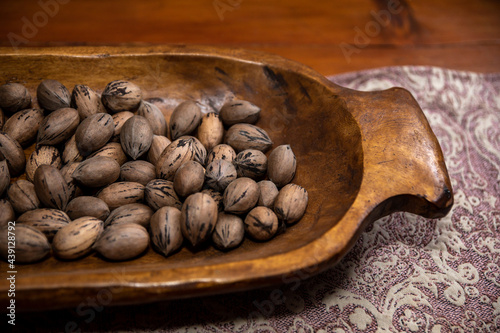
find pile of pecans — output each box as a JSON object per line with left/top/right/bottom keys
{"left": 0, "top": 80, "right": 308, "bottom": 263}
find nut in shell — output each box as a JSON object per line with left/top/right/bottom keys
{"left": 147, "top": 135, "right": 171, "bottom": 165}
{"left": 149, "top": 206, "right": 183, "bottom": 257}
{"left": 104, "top": 203, "right": 153, "bottom": 228}
{"left": 0, "top": 83, "right": 31, "bottom": 113}
{"left": 111, "top": 111, "right": 134, "bottom": 141}
{"left": 71, "top": 84, "right": 106, "bottom": 120}
{"left": 60, "top": 162, "right": 81, "bottom": 200}
{"left": 212, "top": 212, "right": 244, "bottom": 250}
{"left": 219, "top": 99, "right": 260, "bottom": 126}
{"left": 206, "top": 144, "right": 236, "bottom": 165}
{"left": 0, "top": 224, "right": 50, "bottom": 263}
{"left": 234, "top": 149, "right": 268, "bottom": 179}
{"left": 101, "top": 80, "right": 142, "bottom": 113}
{"left": 72, "top": 156, "right": 121, "bottom": 187}
{"left": 37, "top": 107, "right": 80, "bottom": 146}
{"left": 205, "top": 159, "right": 237, "bottom": 192}
{"left": 75, "top": 112, "right": 115, "bottom": 157}
{"left": 201, "top": 188, "right": 224, "bottom": 211}
{"left": 0, "top": 199, "right": 15, "bottom": 228}
{"left": 89, "top": 142, "right": 128, "bottom": 166}
{"left": 0, "top": 132, "right": 26, "bottom": 176}
{"left": 224, "top": 123, "right": 273, "bottom": 153}
{"left": 3, "top": 108, "right": 44, "bottom": 147}
{"left": 268, "top": 144, "right": 297, "bottom": 187}
{"left": 170, "top": 100, "right": 202, "bottom": 140}
{"left": 26, "top": 145, "right": 62, "bottom": 182}
{"left": 155, "top": 136, "right": 196, "bottom": 180}
{"left": 7, "top": 179, "right": 40, "bottom": 214}
{"left": 274, "top": 184, "right": 308, "bottom": 224}
{"left": 93, "top": 223, "right": 149, "bottom": 261}
{"left": 34, "top": 164, "right": 71, "bottom": 210}
{"left": 144, "top": 179, "right": 182, "bottom": 211}
{"left": 17, "top": 208, "right": 70, "bottom": 241}
{"left": 97, "top": 181, "right": 145, "bottom": 211}
{"left": 137, "top": 100, "right": 168, "bottom": 136}
{"left": 52, "top": 216, "right": 103, "bottom": 260}
{"left": 62, "top": 134, "right": 83, "bottom": 164}
{"left": 257, "top": 180, "right": 279, "bottom": 208}
{"left": 120, "top": 115, "right": 154, "bottom": 160}
{"left": 173, "top": 161, "right": 205, "bottom": 198}
{"left": 65, "top": 196, "right": 110, "bottom": 221}
{"left": 188, "top": 135, "right": 208, "bottom": 165}
{"left": 223, "top": 177, "right": 259, "bottom": 214}
{"left": 120, "top": 160, "right": 156, "bottom": 186}
{"left": 0, "top": 159, "right": 10, "bottom": 197}
{"left": 36, "top": 79, "right": 71, "bottom": 112}
{"left": 244, "top": 206, "right": 279, "bottom": 241}
{"left": 197, "top": 112, "right": 224, "bottom": 150}
{"left": 181, "top": 192, "right": 218, "bottom": 247}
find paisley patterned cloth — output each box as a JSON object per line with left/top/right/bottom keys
{"left": 316, "top": 67, "right": 500, "bottom": 332}
{"left": 17, "top": 67, "right": 500, "bottom": 332}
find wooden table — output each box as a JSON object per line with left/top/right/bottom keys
{"left": 0, "top": 0, "right": 499, "bottom": 76}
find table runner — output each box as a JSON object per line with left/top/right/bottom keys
{"left": 16, "top": 66, "right": 500, "bottom": 332}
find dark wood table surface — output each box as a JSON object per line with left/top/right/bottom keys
{"left": 0, "top": 0, "right": 499, "bottom": 76}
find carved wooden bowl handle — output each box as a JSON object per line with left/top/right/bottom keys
{"left": 319, "top": 84, "right": 454, "bottom": 262}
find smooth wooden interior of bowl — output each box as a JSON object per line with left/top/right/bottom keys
{"left": 1, "top": 51, "right": 363, "bottom": 275}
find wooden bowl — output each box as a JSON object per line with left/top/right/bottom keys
{"left": 0, "top": 45, "right": 453, "bottom": 311}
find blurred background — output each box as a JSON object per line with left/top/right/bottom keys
{"left": 0, "top": 0, "right": 499, "bottom": 75}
